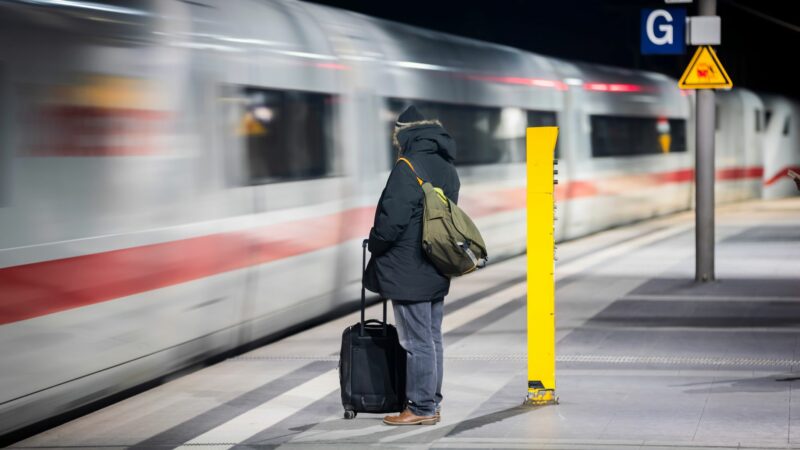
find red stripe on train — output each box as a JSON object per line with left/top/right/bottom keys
{"left": 0, "top": 165, "right": 765, "bottom": 325}
{"left": 0, "top": 208, "right": 375, "bottom": 325}
{"left": 717, "top": 166, "right": 764, "bottom": 181}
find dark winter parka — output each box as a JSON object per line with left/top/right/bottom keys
{"left": 364, "top": 120, "right": 461, "bottom": 301}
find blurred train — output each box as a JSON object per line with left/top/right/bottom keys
{"left": 1, "top": 0, "right": 799, "bottom": 437}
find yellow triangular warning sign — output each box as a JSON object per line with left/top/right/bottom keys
{"left": 679, "top": 46, "right": 732, "bottom": 89}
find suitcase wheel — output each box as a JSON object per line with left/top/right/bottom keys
{"left": 344, "top": 409, "right": 357, "bottom": 420}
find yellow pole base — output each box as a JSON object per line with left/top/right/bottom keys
{"left": 524, "top": 388, "right": 558, "bottom": 406}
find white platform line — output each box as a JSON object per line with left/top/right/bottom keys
{"left": 555, "top": 224, "right": 692, "bottom": 281}
{"left": 442, "top": 283, "right": 528, "bottom": 334}
{"left": 624, "top": 294, "right": 800, "bottom": 302}
{"left": 179, "top": 369, "right": 339, "bottom": 448}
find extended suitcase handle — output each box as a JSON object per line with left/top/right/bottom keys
{"left": 361, "top": 238, "right": 388, "bottom": 337}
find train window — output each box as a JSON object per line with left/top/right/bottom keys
{"left": 784, "top": 117, "right": 791, "bottom": 136}
{"left": 765, "top": 110, "right": 772, "bottom": 128}
{"left": 715, "top": 105, "right": 720, "bottom": 130}
{"left": 384, "top": 99, "right": 557, "bottom": 166}
{"left": 239, "top": 87, "right": 334, "bottom": 184}
{"left": 590, "top": 115, "right": 687, "bottom": 158}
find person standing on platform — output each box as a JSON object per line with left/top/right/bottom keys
{"left": 364, "top": 105, "right": 460, "bottom": 426}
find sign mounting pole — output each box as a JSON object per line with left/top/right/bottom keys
{"left": 695, "top": 0, "right": 717, "bottom": 282}
{"left": 674, "top": 0, "right": 729, "bottom": 281}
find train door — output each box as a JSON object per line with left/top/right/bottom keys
{"left": 743, "top": 91, "right": 766, "bottom": 200}
{"left": 715, "top": 91, "right": 745, "bottom": 203}
{"left": 0, "top": 61, "right": 6, "bottom": 209}
{"left": 437, "top": 43, "right": 532, "bottom": 258}
{"left": 550, "top": 59, "right": 583, "bottom": 241}
{"left": 301, "top": 4, "right": 397, "bottom": 301}
{"left": 219, "top": 0, "right": 348, "bottom": 342}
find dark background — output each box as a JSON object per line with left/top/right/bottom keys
{"left": 307, "top": 0, "right": 799, "bottom": 99}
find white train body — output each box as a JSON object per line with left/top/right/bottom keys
{"left": 0, "top": 0, "right": 797, "bottom": 436}
{"left": 760, "top": 95, "right": 800, "bottom": 199}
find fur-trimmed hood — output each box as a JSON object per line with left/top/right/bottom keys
{"left": 392, "top": 119, "right": 456, "bottom": 162}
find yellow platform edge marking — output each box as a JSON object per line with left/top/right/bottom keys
{"left": 678, "top": 45, "right": 732, "bottom": 90}
{"left": 525, "top": 127, "right": 559, "bottom": 406}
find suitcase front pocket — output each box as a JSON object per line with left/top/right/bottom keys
{"left": 359, "top": 394, "right": 387, "bottom": 411}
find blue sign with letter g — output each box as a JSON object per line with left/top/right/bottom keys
{"left": 641, "top": 8, "right": 685, "bottom": 55}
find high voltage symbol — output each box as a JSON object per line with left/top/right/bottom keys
{"left": 679, "top": 45, "right": 732, "bottom": 89}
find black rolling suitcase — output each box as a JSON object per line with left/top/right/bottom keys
{"left": 339, "top": 239, "right": 406, "bottom": 419}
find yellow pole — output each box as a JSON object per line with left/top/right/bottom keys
{"left": 524, "top": 126, "right": 559, "bottom": 406}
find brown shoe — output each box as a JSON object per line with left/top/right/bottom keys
{"left": 435, "top": 408, "right": 441, "bottom": 423}
{"left": 383, "top": 408, "right": 436, "bottom": 426}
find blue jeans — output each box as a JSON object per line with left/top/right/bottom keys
{"left": 392, "top": 298, "right": 444, "bottom": 417}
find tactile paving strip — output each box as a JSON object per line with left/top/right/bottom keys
{"left": 231, "top": 354, "right": 800, "bottom": 366}
{"left": 230, "top": 354, "right": 528, "bottom": 362}
{"left": 559, "top": 354, "right": 800, "bottom": 367}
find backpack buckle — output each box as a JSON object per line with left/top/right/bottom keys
{"left": 457, "top": 240, "right": 487, "bottom": 270}
{"left": 457, "top": 241, "right": 479, "bottom": 267}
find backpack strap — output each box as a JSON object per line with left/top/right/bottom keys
{"left": 396, "top": 157, "right": 423, "bottom": 186}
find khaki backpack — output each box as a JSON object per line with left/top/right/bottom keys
{"left": 397, "top": 157, "right": 488, "bottom": 277}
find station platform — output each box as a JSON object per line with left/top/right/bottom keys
{"left": 11, "top": 198, "right": 800, "bottom": 450}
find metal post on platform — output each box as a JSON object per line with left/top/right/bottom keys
{"left": 524, "top": 127, "right": 559, "bottom": 406}
{"left": 695, "top": 0, "right": 716, "bottom": 282}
